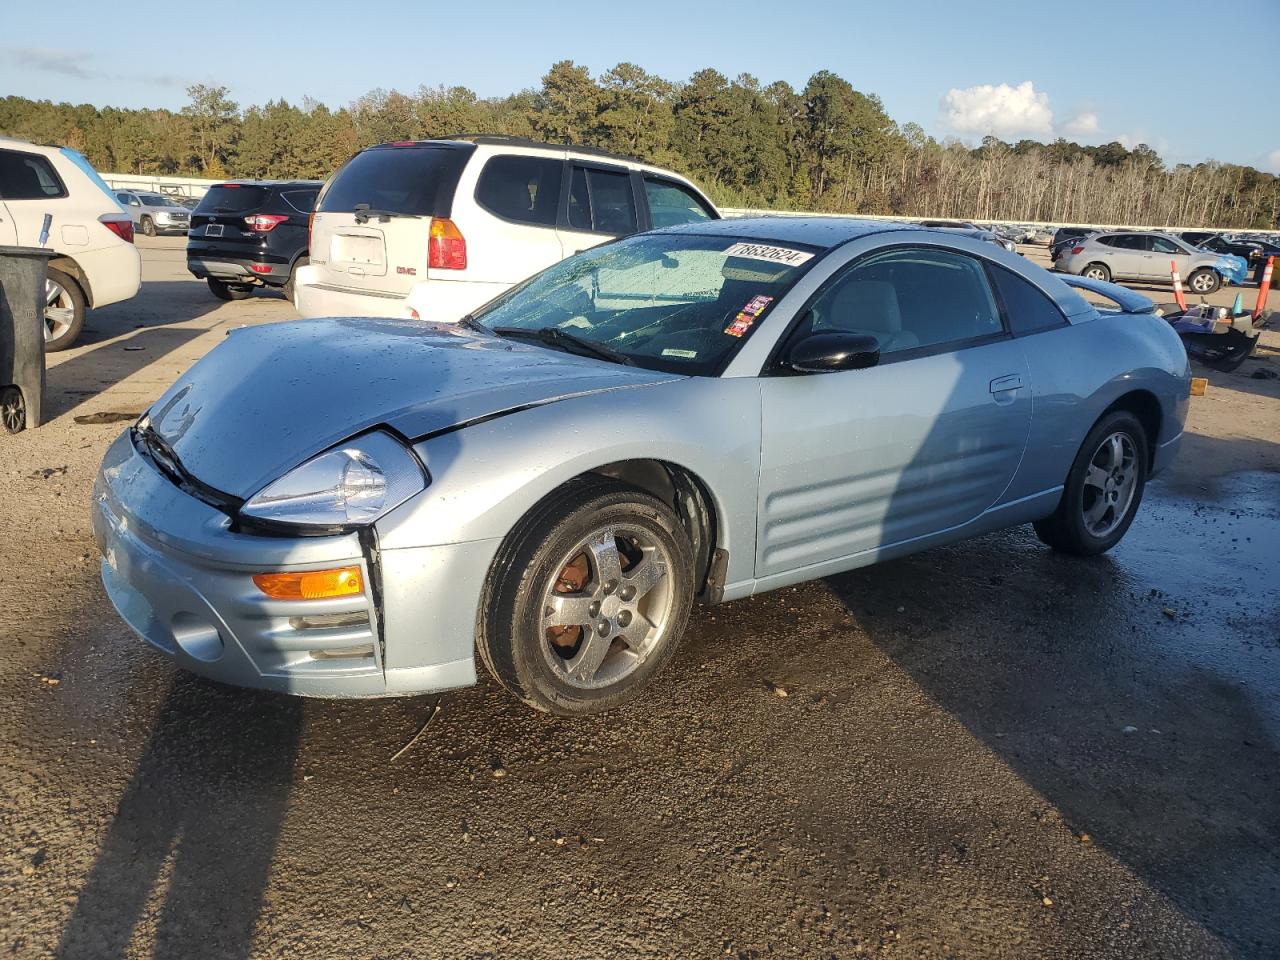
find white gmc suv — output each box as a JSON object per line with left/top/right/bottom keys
{"left": 0, "top": 136, "right": 141, "bottom": 350}
{"left": 295, "top": 136, "right": 719, "bottom": 323}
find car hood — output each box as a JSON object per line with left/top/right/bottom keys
{"left": 145, "top": 317, "right": 680, "bottom": 498}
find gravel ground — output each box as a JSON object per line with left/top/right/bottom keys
{"left": 1, "top": 237, "right": 1277, "bottom": 959}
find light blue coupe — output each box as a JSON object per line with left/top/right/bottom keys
{"left": 93, "top": 218, "right": 1190, "bottom": 715}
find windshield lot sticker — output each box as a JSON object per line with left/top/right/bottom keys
{"left": 724, "top": 294, "right": 774, "bottom": 337}
{"left": 723, "top": 242, "right": 814, "bottom": 267}
{"left": 661, "top": 348, "right": 698, "bottom": 359}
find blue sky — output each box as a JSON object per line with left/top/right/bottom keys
{"left": 4, "top": 0, "right": 1278, "bottom": 171}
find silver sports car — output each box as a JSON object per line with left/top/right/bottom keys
{"left": 93, "top": 218, "right": 1190, "bottom": 715}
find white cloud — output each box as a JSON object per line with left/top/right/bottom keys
{"left": 1062, "top": 111, "right": 1099, "bottom": 137}
{"left": 11, "top": 46, "right": 96, "bottom": 80}
{"left": 1266, "top": 150, "right": 1280, "bottom": 174}
{"left": 940, "top": 81, "right": 1053, "bottom": 139}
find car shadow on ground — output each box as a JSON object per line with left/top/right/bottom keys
{"left": 54, "top": 675, "right": 303, "bottom": 960}
{"left": 42, "top": 281, "right": 266, "bottom": 422}
{"left": 818, "top": 467, "right": 1280, "bottom": 958}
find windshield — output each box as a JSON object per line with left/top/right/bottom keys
{"left": 474, "top": 233, "right": 819, "bottom": 375}
{"left": 142, "top": 194, "right": 178, "bottom": 207}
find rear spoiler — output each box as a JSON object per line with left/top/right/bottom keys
{"left": 1058, "top": 274, "right": 1156, "bottom": 315}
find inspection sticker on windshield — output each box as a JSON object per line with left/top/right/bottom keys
{"left": 724, "top": 294, "right": 774, "bottom": 337}
{"left": 723, "top": 242, "right": 813, "bottom": 267}
{"left": 661, "top": 348, "right": 698, "bottom": 359}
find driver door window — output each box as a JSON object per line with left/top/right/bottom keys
{"left": 799, "top": 247, "right": 1004, "bottom": 358}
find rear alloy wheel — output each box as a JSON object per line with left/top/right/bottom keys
{"left": 479, "top": 477, "right": 694, "bottom": 715}
{"left": 1187, "top": 268, "right": 1221, "bottom": 294}
{"left": 1034, "top": 410, "right": 1148, "bottom": 556}
{"left": 1, "top": 387, "right": 26, "bottom": 434}
{"left": 43, "top": 268, "right": 86, "bottom": 352}
{"left": 1082, "top": 263, "right": 1111, "bottom": 282}
{"left": 141, "top": 216, "right": 156, "bottom": 237}
{"left": 207, "top": 278, "right": 253, "bottom": 301}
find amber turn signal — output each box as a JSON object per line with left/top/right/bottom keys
{"left": 253, "top": 566, "right": 364, "bottom": 601}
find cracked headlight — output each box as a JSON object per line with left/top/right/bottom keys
{"left": 240, "top": 431, "right": 426, "bottom": 528}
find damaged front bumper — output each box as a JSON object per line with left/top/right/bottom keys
{"left": 91, "top": 430, "right": 486, "bottom": 697}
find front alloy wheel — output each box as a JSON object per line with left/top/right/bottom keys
{"left": 540, "top": 525, "right": 675, "bottom": 690}
{"left": 479, "top": 477, "right": 694, "bottom": 715}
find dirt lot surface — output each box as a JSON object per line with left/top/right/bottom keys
{"left": 2, "top": 237, "right": 1278, "bottom": 959}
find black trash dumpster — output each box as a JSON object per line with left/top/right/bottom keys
{"left": 0, "top": 245, "right": 55, "bottom": 433}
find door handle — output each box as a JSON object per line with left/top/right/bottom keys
{"left": 989, "top": 374, "right": 1023, "bottom": 394}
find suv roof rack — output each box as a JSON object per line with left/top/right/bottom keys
{"left": 434, "top": 134, "right": 644, "bottom": 165}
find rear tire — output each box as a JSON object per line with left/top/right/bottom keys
{"left": 1081, "top": 263, "right": 1111, "bottom": 282}
{"left": 477, "top": 476, "right": 695, "bottom": 716}
{"left": 141, "top": 216, "right": 156, "bottom": 237}
{"left": 43, "top": 268, "right": 86, "bottom": 352}
{"left": 207, "top": 278, "right": 253, "bottom": 301}
{"left": 283, "top": 256, "right": 308, "bottom": 303}
{"left": 1034, "top": 410, "right": 1148, "bottom": 556}
{"left": 1187, "top": 268, "right": 1221, "bottom": 294}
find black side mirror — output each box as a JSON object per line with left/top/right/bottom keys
{"left": 785, "top": 331, "right": 881, "bottom": 373}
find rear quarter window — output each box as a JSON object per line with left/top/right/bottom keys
{"left": 989, "top": 265, "right": 1069, "bottom": 335}
{"left": 317, "top": 145, "right": 472, "bottom": 217}
{"left": 0, "top": 149, "right": 67, "bottom": 200}
{"left": 475, "top": 155, "right": 563, "bottom": 226}
{"left": 279, "top": 189, "right": 320, "bottom": 215}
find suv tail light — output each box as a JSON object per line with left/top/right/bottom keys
{"left": 99, "top": 213, "right": 134, "bottom": 243}
{"left": 245, "top": 214, "right": 289, "bottom": 232}
{"left": 1071, "top": 245, "right": 1085, "bottom": 255}
{"left": 428, "top": 218, "right": 466, "bottom": 270}
{"left": 308, "top": 211, "right": 315, "bottom": 249}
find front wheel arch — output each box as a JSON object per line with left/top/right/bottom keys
{"left": 1103, "top": 389, "right": 1163, "bottom": 475}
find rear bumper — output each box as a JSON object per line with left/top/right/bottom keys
{"left": 295, "top": 265, "right": 507, "bottom": 322}
{"left": 92, "top": 430, "right": 480, "bottom": 697}
{"left": 188, "top": 256, "right": 287, "bottom": 286}
{"left": 74, "top": 242, "right": 141, "bottom": 308}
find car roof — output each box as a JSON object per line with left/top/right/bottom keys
{"left": 654, "top": 216, "right": 918, "bottom": 248}
{"left": 208, "top": 180, "right": 324, "bottom": 188}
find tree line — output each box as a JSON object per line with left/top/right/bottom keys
{"left": 3, "top": 61, "right": 1278, "bottom": 229}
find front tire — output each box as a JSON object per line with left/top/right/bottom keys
{"left": 478, "top": 477, "right": 695, "bottom": 716}
{"left": 207, "top": 278, "right": 253, "bottom": 301}
{"left": 1081, "top": 263, "right": 1111, "bottom": 283}
{"left": 140, "top": 216, "right": 156, "bottom": 237}
{"left": 1187, "top": 268, "right": 1221, "bottom": 294}
{"left": 1034, "top": 410, "right": 1148, "bottom": 556}
{"left": 43, "top": 268, "right": 86, "bottom": 351}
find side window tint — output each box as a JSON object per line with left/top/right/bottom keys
{"left": 572, "top": 167, "right": 637, "bottom": 235}
{"left": 643, "top": 177, "right": 713, "bottom": 228}
{"left": 0, "top": 150, "right": 66, "bottom": 200}
{"left": 1150, "top": 236, "right": 1178, "bottom": 254}
{"left": 281, "top": 189, "right": 320, "bottom": 214}
{"left": 806, "top": 248, "right": 1003, "bottom": 355}
{"left": 567, "top": 167, "right": 590, "bottom": 230}
{"left": 475, "top": 155, "right": 563, "bottom": 227}
{"left": 990, "top": 265, "right": 1069, "bottom": 335}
